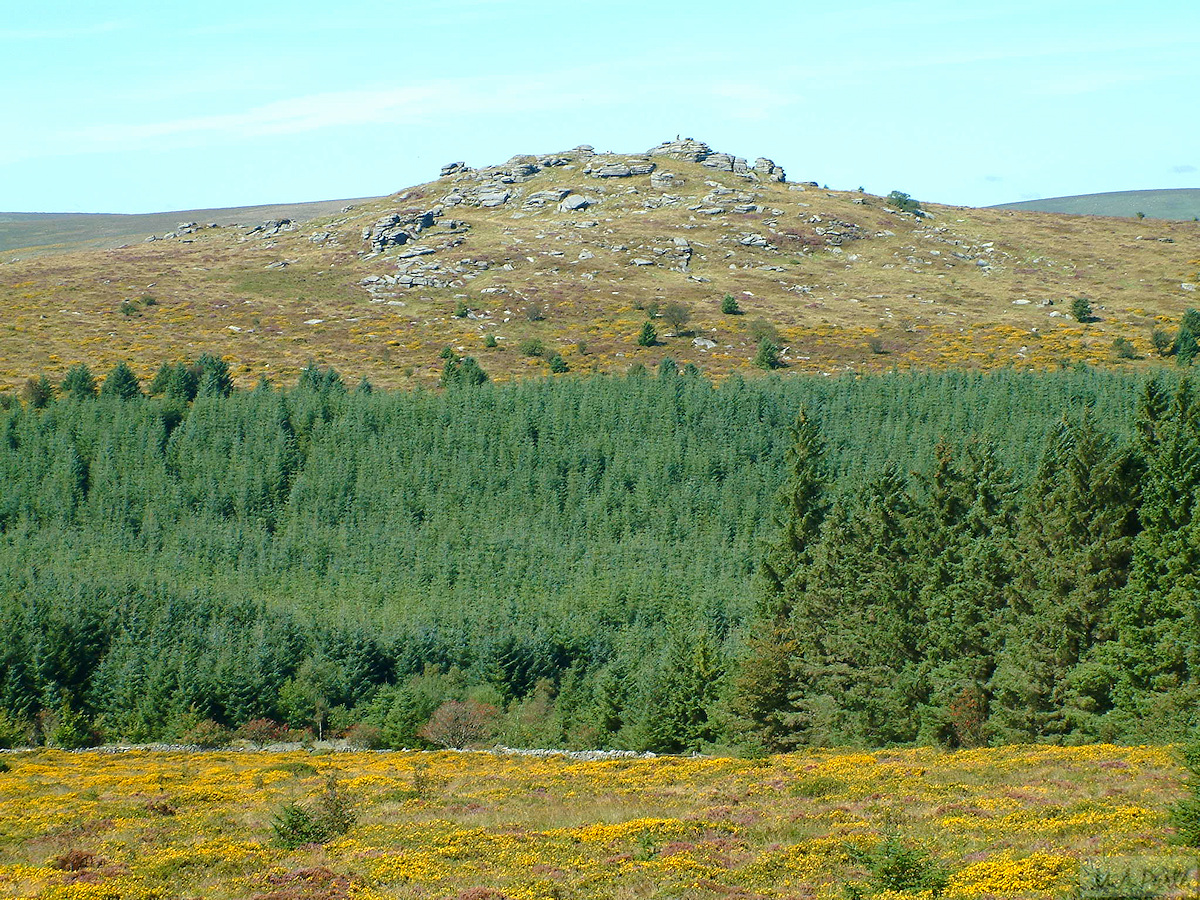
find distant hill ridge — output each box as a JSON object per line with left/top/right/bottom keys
{"left": 993, "top": 188, "right": 1200, "bottom": 221}
{"left": 0, "top": 197, "right": 381, "bottom": 257}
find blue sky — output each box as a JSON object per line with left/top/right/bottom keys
{"left": 2, "top": 0, "right": 1197, "bottom": 213}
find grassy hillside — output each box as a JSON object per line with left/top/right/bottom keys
{"left": 0, "top": 140, "right": 1198, "bottom": 394}
{"left": 994, "top": 187, "right": 1200, "bottom": 221}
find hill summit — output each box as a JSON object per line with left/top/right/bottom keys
{"left": 0, "top": 137, "right": 1198, "bottom": 392}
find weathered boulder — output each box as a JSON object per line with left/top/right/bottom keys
{"left": 440, "top": 161, "right": 468, "bottom": 177}
{"left": 648, "top": 138, "right": 713, "bottom": 162}
{"left": 590, "top": 162, "right": 633, "bottom": 178}
{"left": 559, "top": 194, "right": 592, "bottom": 212}
{"left": 476, "top": 186, "right": 512, "bottom": 208}
{"left": 702, "top": 153, "right": 735, "bottom": 172}
{"left": 524, "top": 188, "right": 571, "bottom": 208}
{"left": 754, "top": 158, "right": 787, "bottom": 182}
{"left": 650, "top": 171, "right": 677, "bottom": 189}
{"left": 363, "top": 209, "right": 441, "bottom": 253}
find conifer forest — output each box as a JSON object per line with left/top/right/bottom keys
{"left": 1, "top": 360, "right": 1198, "bottom": 753}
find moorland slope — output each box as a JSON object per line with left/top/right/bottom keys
{"left": 0, "top": 137, "right": 1197, "bottom": 393}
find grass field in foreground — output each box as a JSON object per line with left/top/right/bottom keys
{"left": 0, "top": 745, "right": 1191, "bottom": 900}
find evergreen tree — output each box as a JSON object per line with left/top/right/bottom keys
{"left": 61, "top": 363, "right": 97, "bottom": 400}
{"left": 196, "top": 353, "right": 233, "bottom": 397}
{"left": 989, "top": 418, "right": 1142, "bottom": 740}
{"left": 1104, "top": 378, "right": 1200, "bottom": 737}
{"left": 100, "top": 362, "right": 142, "bottom": 400}
{"left": 20, "top": 375, "right": 55, "bottom": 409}
{"left": 915, "top": 441, "right": 1017, "bottom": 746}
{"left": 787, "top": 466, "right": 927, "bottom": 745}
{"left": 639, "top": 623, "right": 723, "bottom": 753}
{"left": 150, "top": 362, "right": 200, "bottom": 402}
{"left": 756, "top": 409, "right": 828, "bottom": 619}
{"left": 1175, "top": 309, "right": 1200, "bottom": 367}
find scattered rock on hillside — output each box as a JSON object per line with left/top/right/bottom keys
{"left": 363, "top": 209, "right": 442, "bottom": 252}
{"left": 245, "top": 219, "right": 296, "bottom": 238}
{"left": 440, "top": 161, "right": 468, "bottom": 177}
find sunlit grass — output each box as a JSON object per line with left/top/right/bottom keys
{"left": 0, "top": 745, "right": 1188, "bottom": 899}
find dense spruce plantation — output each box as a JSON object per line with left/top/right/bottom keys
{"left": 0, "top": 360, "right": 1196, "bottom": 751}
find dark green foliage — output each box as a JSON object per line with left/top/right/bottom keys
{"left": 754, "top": 338, "right": 781, "bottom": 370}
{"left": 885, "top": 191, "right": 925, "bottom": 217}
{"left": 1102, "top": 380, "right": 1200, "bottom": 737}
{"left": 989, "top": 418, "right": 1142, "bottom": 741}
{"left": 637, "top": 321, "right": 657, "bottom": 347}
{"left": 1152, "top": 328, "right": 1174, "bottom": 357}
{"left": 484, "top": 333, "right": 499, "bottom": 349}
{"left": 454, "top": 300, "right": 469, "bottom": 318}
{"left": 1175, "top": 309, "right": 1200, "bottom": 367}
{"left": 520, "top": 339, "right": 546, "bottom": 358}
{"left": 0, "top": 364, "right": 1193, "bottom": 750}
{"left": 441, "top": 353, "right": 489, "bottom": 387}
{"left": 639, "top": 624, "right": 723, "bottom": 753}
{"left": 1112, "top": 336, "right": 1137, "bottom": 359}
{"left": 1071, "top": 296, "right": 1094, "bottom": 323}
{"left": 101, "top": 362, "right": 142, "bottom": 400}
{"left": 61, "top": 363, "right": 97, "bottom": 400}
{"left": 1170, "top": 739, "right": 1200, "bottom": 845}
{"left": 20, "top": 375, "right": 54, "bottom": 409}
{"left": 915, "top": 442, "right": 1017, "bottom": 747}
{"left": 272, "top": 774, "right": 356, "bottom": 849}
{"left": 547, "top": 353, "right": 568, "bottom": 374}
{"left": 721, "top": 294, "right": 741, "bottom": 315}
{"left": 150, "top": 362, "right": 199, "bottom": 402}
{"left": 757, "top": 409, "right": 827, "bottom": 617}
{"left": 853, "top": 832, "right": 949, "bottom": 898}
{"left": 196, "top": 353, "right": 234, "bottom": 397}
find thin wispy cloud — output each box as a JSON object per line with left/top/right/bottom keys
{"left": 0, "top": 21, "right": 127, "bottom": 40}
{"left": 64, "top": 73, "right": 641, "bottom": 152}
